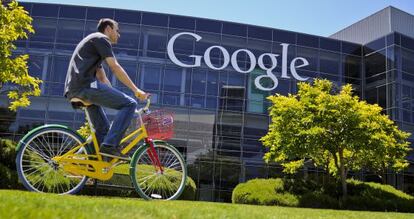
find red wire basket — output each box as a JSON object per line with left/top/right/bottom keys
{"left": 142, "top": 109, "right": 174, "bottom": 140}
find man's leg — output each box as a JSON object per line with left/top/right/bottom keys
{"left": 74, "top": 82, "right": 137, "bottom": 157}
{"left": 86, "top": 105, "right": 110, "bottom": 150}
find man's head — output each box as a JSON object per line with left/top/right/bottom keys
{"left": 97, "top": 18, "right": 120, "bottom": 44}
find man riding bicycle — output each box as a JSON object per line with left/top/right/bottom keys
{"left": 64, "top": 18, "right": 149, "bottom": 160}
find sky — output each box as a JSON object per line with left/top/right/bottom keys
{"left": 20, "top": 0, "right": 414, "bottom": 37}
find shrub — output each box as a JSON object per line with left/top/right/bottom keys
{"left": 0, "top": 138, "right": 17, "bottom": 169}
{"left": 299, "top": 191, "right": 339, "bottom": 209}
{"left": 343, "top": 179, "right": 414, "bottom": 212}
{"left": 232, "top": 178, "right": 414, "bottom": 212}
{"left": 0, "top": 163, "right": 20, "bottom": 189}
{"left": 0, "top": 138, "right": 22, "bottom": 189}
{"left": 179, "top": 176, "right": 197, "bottom": 200}
{"left": 232, "top": 178, "right": 299, "bottom": 207}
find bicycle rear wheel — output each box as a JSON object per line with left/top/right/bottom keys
{"left": 130, "top": 141, "right": 187, "bottom": 200}
{"left": 16, "top": 125, "right": 88, "bottom": 194}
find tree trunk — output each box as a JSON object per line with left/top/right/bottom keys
{"left": 338, "top": 149, "right": 347, "bottom": 197}
{"left": 381, "top": 170, "right": 387, "bottom": 184}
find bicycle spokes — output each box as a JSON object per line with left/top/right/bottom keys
{"left": 17, "top": 128, "right": 89, "bottom": 194}
{"left": 131, "top": 143, "right": 186, "bottom": 200}
{"left": 145, "top": 138, "right": 164, "bottom": 172}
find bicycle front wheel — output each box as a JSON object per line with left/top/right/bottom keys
{"left": 16, "top": 125, "right": 88, "bottom": 194}
{"left": 130, "top": 141, "right": 187, "bottom": 200}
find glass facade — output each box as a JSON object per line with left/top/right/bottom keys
{"left": 1, "top": 2, "right": 414, "bottom": 201}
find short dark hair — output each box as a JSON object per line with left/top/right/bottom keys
{"left": 97, "top": 18, "right": 118, "bottom": 33}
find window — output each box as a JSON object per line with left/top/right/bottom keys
{"left": 142, "top": 13, "right": 168, "bottom": 27}
{"left": 49, "top": 56, "right": 70, "bottom": 83}
{"left": 147, "top": 34, "right": 167, "bottom": 52}
{"left": 115, "top": 24, "right": 140, "bottom": 49}
{"left": 386, "top": 46, "right": 397, "bottom": 71}
{"left": 386, "top": 32, "right": 400, "bottom": 46}
{"left": 47, "top": 111, "right": 74, "bottom": 121}
{"left": 342, "top": 42, "right": 361, "bottom": 56}
{"left": 113, "top": 48, "right": 138, "bottom": 57}
{"left": 222, "top": 23, "right": 246, "bottom": 37}
{"left": 206, "top": 97, "right": 218, "bottom": 109}
{"left": 364, "top": 37, "right": 386, "bottom": 54}
{"left": 163, "top": 67, "right": 182, "bottom": 92}
{"left": 45, "top": 82, "right": 64, "bottom": 96}
{"left": 28, "top": 55, "right": 46, "bottom": 79}
{"left": 248, "top": 26, "right": 272, "bottom": 41}
{"left": 343, "top": 55, "right": 361, "bottom": 79}
{"left": 207, "top": 71, "right": 219, "bottom": 96}
{"left": 114, "top": 10, "right": 141, "bottom": 24}
{"left": 402, "top": 48, "right": 414, "bottom": 74}
{"left": 191, "top": 70, "right": 207, "bottom": 95}
{"left": 191, "top": 95, "right": 205, "bottom": 108}
{"left": 162, "top": 93, "right": 181, "bottom": 106}
{"left": 296, "top": 47, "right": 318, "bottom": 71}
{"left": 84, "top": 21, "right": 98, "bottom": 36}
{"left": 273, "top": 29, "right": 296, "bottom": 44}
{"left": 246, "top": 39, "right": 271, "bottom": 59}
{"left": 365, "top": 50, "right": 386, "bottom": 77}
{"left": 30, "top": 18, "right": 57, "bottom": 43}
{"left": 297, "top": 34, "right": 319, "bottom": 48}
{"left": 227, "top": 71, "right": 246, "bottom": 88}
{"left": 19, "top": 109, "right": 45, "bottom": 119}
{"left": 272, "top": 43, "right": 297, "bottom": 72}
{"left": 32, "top": 4, "right": 58, "bottom": 17}
{"left": 243, "top": 114, "right": 268, "bottom": 138}
{"left": 169, "top": 16, "right": 195, "bottom": 30}
{"left": 401, "top": 35, "right": 414, "bottom": 51}
{"left": 19, "top": 3, "right": 32, "bottom": 15}
{"left": 194, "top": 33, "right": 222, "bottom": 57}
{"left": 168, "top": 30, "right": 194, "bottom": 54}
{"left": 242, "top": 138, "right": 263, "bottom": 153}
{"left": 59, "top": 6, "right": 86, "bottom": 19}
{"left": 87, "top": 8, "right": 114, "bottom": 20}
{"left": 320, "top": 38, "right": 340, "bottom": 52}
{"left": 196, "top": 19, "right": 221, "bottom": 33}
{"left": 142, "top": 65, "right": 161, "bottom": 90}
{"left": 319, "top": 50, "right": 340, "bottom": 74}
{"left": 116, "top": 61, "right": 138, "bottom": 87}
{"left": 56, "top": 20, "right": 85, "bottom": 44}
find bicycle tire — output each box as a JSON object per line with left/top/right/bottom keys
{"left": 16, "top": 125, "right": 88, "bottom": 194}
{"left": 130, "top": 141, "right": 187, "bottom": 200}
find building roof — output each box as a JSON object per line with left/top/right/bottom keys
{"left": 330, "top": 6, "right": 414, "bottom": 44}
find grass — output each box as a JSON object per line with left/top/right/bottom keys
{"left": 1, "top": 190, "right": 414, "bottom": 219}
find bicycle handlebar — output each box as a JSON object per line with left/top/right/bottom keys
{"left": 143, "top": 98, "right": 151, "bottom": 111}
{"left": 136, "top": 97, "right": 151, "bottom": 114}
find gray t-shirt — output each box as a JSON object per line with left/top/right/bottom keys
{"left": 64, "top": 32, "right": 114, "bottom": 98}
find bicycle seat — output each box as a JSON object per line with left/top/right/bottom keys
{"left": 70, "top": 98, "right": 92, "bottom": 109}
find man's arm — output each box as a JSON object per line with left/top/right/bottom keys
{"left": 105, "top": 57, "right": 147, "bottom": 99}
{"left": 96, "top": 67, "right": 112, "bottom": 86}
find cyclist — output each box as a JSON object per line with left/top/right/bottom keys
{"left": 64, "top": 18, "right": 149, "bottom": 160}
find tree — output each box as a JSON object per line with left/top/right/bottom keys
{"left": 0, "top": 0, "right": 41, "bottom": 111}
{"left": 261, "top": 79, "right": 411, "bottom": 197}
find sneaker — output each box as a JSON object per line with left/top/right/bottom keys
{"left": 100, "top": 145, "right": 130, "bottom": 161}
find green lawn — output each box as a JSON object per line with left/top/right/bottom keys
{"left": 1, "top": 190, "right": 413, "bottom": 219}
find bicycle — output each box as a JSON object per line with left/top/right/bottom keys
{"left": 15, "top": 98, "right": 187, "bottom": 200}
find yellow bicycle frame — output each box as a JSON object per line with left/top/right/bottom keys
{"left": 52, "top": 102, "right": 150, "bottom": 181}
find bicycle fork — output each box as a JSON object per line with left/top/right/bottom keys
{"left": 144, "top": 138, "right": 164, "bottom": 173}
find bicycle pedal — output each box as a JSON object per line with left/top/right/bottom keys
{"left": 85, "top": 178, "right": 95, "bottom": 185}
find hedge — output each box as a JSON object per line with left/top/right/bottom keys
{"left": 0, "top": 138, "right": 22, "bottom": 189}
{"left": 232, "top": 178, "right": 414, "bottom": 212}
